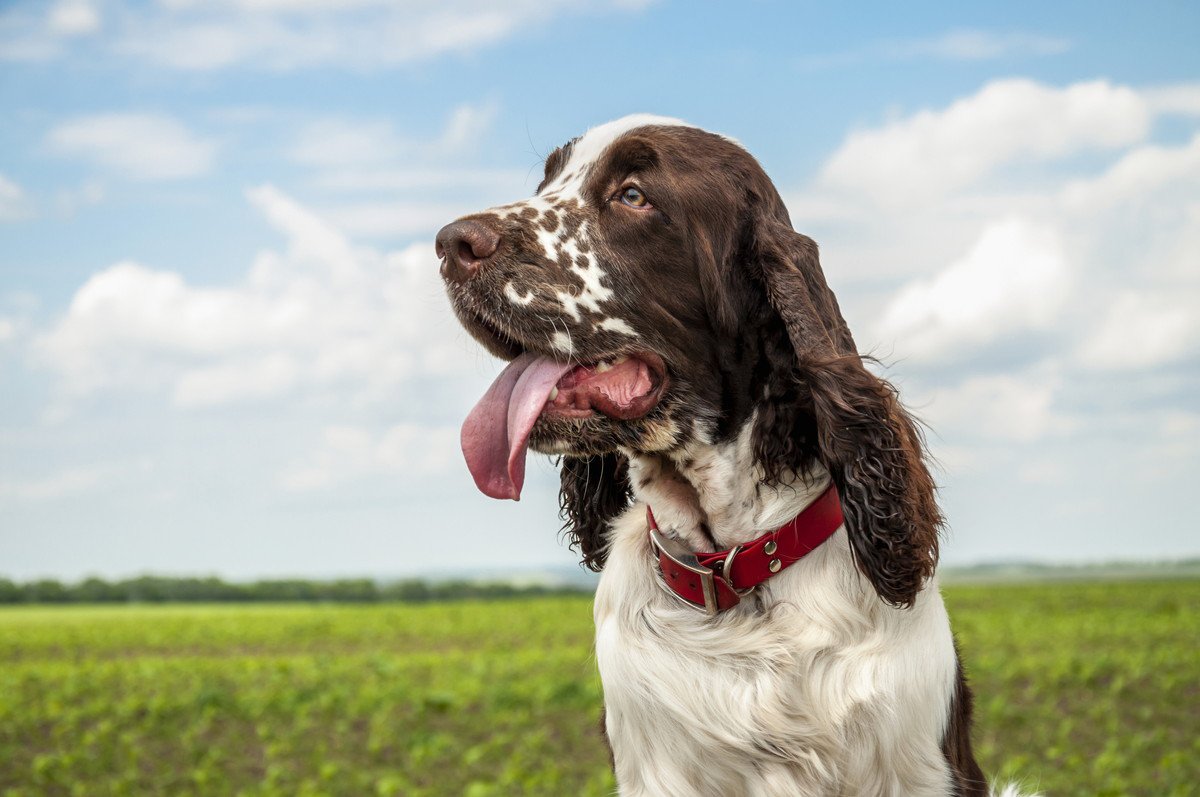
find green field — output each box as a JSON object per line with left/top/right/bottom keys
{"left": 1, "top": 581, "right": 1196, "bottom": 796}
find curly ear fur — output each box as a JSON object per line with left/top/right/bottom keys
{"left": 558, "top": 452, "right": 632, "bottom": 571}
{"left": 750, "top": 215, "right": 941, "bottom": 607}
{"left": 802, "top": 357, "right": 941, "bottom": 607}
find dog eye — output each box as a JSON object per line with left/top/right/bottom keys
{"left": 617, "top": 186, "right": 650, "bottom": 208}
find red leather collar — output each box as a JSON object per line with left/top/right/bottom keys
{"left": 648, "top": 483, "right": 843, "bottom": 615}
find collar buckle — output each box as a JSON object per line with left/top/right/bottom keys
{"left": 645, "top": 482, "right": 844, "bottom": 617}
{"left": 649, "top": 528, "right": 725, "bottom": 615}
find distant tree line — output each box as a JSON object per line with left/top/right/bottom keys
{"left": 0, "top": 575, "right": 592, "bottom": 604}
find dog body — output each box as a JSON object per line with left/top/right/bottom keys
{"left": 595, "top": 444, "right": 961, "bottom": 796}
{"left": 439, "top": 116, "right": 1027, "bottom": 796}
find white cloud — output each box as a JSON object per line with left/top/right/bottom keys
{"left": 289, "top": 119, "right": 405, "bottom": 168}
{"left": 819, "top": 78, "right": 1149, "bottom": 205}
{"left": 0, "top": 10, "right": 56, "bottom": 61}
{"left": 799, "top": 29, "right": 1071, "bottom": 71}
{"left": 36, "top": 185, "right": 468, "bottom": 407}
{"left": 790, "top": 79, "right": 1200, "bottom": 288}
{"left": 1162, "top": 203, "right": 1200, "bottom": 279}
{"left": 0, "top": 317, "right": 16, "bottom": 343}
{"left": 1060, "top": 132, "right": 1200, "bottom": 211}
{"left": 791, "top": 76, "right": 1200, "bottom": 417}
{"left": 891, "top": 30, "right": 1071, "bottom": 60}
{"left": 0, "top": 173, "right": 32, "bottom": 221}
{"left": 922, "top": 370, "right": 1070, "bottom": 444}
{"left": 1144, "top": 84, "right": 1200, "bottom": 116}
{"left": 875, "top": 218, "right": 1069, "bottom": 362}
{"left": 47, "top": 0, "right": 100, "bottom": 36}
{"left": 173, "top": 354, "right": 302, "bottom": 408}
{"left": 279, "top": 423, "right": 459, "bottom": 491}
{"left": 1077, "top": 291, "right": 1200, "bottom": 370}
{"left": 288, "top": 102, "right": 498, "bottom": 170}
{"left": 110, "top": 1, "right": 650, "bottom": 71}
{"left": 799, "top": 75, "right": 1198, "bottom": 535}
{"left": 46, "top": 113, "right": 216, "bottom": 180}
{"left": 432, "top": 101, "right": 500, "bottom": 154}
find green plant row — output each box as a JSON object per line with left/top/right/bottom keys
{"left": 0, "top": 582, "right": 1196, "bottom": 796}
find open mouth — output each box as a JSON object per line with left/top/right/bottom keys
{"left": 460, "top": 348, "right": 668, "bottom": 501}
{"left": 544, "top": 353, "right": 667, "bottom": 420}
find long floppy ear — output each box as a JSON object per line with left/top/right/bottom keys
{"left": 752, "top": 216, "right": 941, "bottom": 607}
{"left": 558, "top": 452, "right": 631, "bottom": 571}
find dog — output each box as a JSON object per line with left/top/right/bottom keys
{"left": 438, "top": 115, "right": 1035, "bottom": 796}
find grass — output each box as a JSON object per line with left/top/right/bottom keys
{"left": 0, "top": 580, "right": 1196, "bottom": 796}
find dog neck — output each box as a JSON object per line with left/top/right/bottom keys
{"left": 624, "top": 421, "right": 832, "bottom": 554}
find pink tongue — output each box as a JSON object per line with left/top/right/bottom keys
{"left": 461, "top": 352, "right": 574, "bottom": 500}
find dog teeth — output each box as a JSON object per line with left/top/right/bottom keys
{"left": 594, "top": 355, "right": 627, "bottom": 374}
{"left": 549, "top": 387, "right": 559, "bottom": 400}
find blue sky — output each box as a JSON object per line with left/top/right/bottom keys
{"left": 1, "top": 1, "right": 1198, "bottom": 581}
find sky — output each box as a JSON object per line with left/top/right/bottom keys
{"left": 1, "top": 0, "right": 1198, "bottom": 582}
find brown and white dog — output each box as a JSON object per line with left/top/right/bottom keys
{"left": 438, "top": 115, "right": 1035, "bottom": 797}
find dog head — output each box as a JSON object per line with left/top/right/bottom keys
{"left": 440, "top": 115, "right": 939, "bottom": 606}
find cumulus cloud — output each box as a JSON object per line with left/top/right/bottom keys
{"left": 0, "top": 0, "right": 653, "bottom": 71}
{"left": 875, "top": 218, "right": 1069, "bottom": 362}
{"left": 105, "top": 1, "right": 651, "bottom": 71}
{"left": 35, "top": 185, "right": 467, "bottom": 407}
{"left": 1144, "top": 84, "right": 1200, "bottom": 116}
{"left": 793, "top": 77, "right": 1200, "bottom": 332}
{"left": 46, "top": 113, "right": 216, "bottom": 180}
{"left": 819, "top": 78, "right": 1149, "bottom": 205}
{"left": 797, "top": 76, "right": 1199, "bottom": 469}
{"left": 1077, "top": 291, "right": 1200, "bottom": 371}
{"left": 1060, "top": 131, "right": 1200, "bottom": 212}
{"left": 921, "top": 369, "right": 1071, "bottom": 444}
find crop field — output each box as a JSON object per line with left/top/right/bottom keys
{"left": 0, "top": 580, "right": 1196, "bottom": 796}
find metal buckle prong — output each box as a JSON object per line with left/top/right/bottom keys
{"left": 650, "top": 528, "right": 719, "bottom": 615}
{"left": 720, "top": 544, "right": 742, "bottom": 590}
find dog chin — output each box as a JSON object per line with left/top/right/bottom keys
{"left": 528, "top": 416, "right": 620, "bottom": 458}
{"left": 529, "top": 411, "right": 682, "bottom": 459}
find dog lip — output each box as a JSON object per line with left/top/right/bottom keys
{"left": 451, "top": 298, "right": 525, "bottom": 360}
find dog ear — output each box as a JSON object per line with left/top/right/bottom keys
{"left": 752, "top": 216, "right": 940, "bottom": 607}
{"left": 558, "top": 452, "right": 631, "bottom": 571}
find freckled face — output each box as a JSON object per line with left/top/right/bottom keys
{"left": 442, "top": 118, "right": 767, "bottom": 461}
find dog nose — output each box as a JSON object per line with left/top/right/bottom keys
{"left": 436, "top": 220, "right": 500, "bottom": 283}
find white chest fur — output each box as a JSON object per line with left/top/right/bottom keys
{"left": 593, "top": 503, "right": 960, "bottom": 797}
